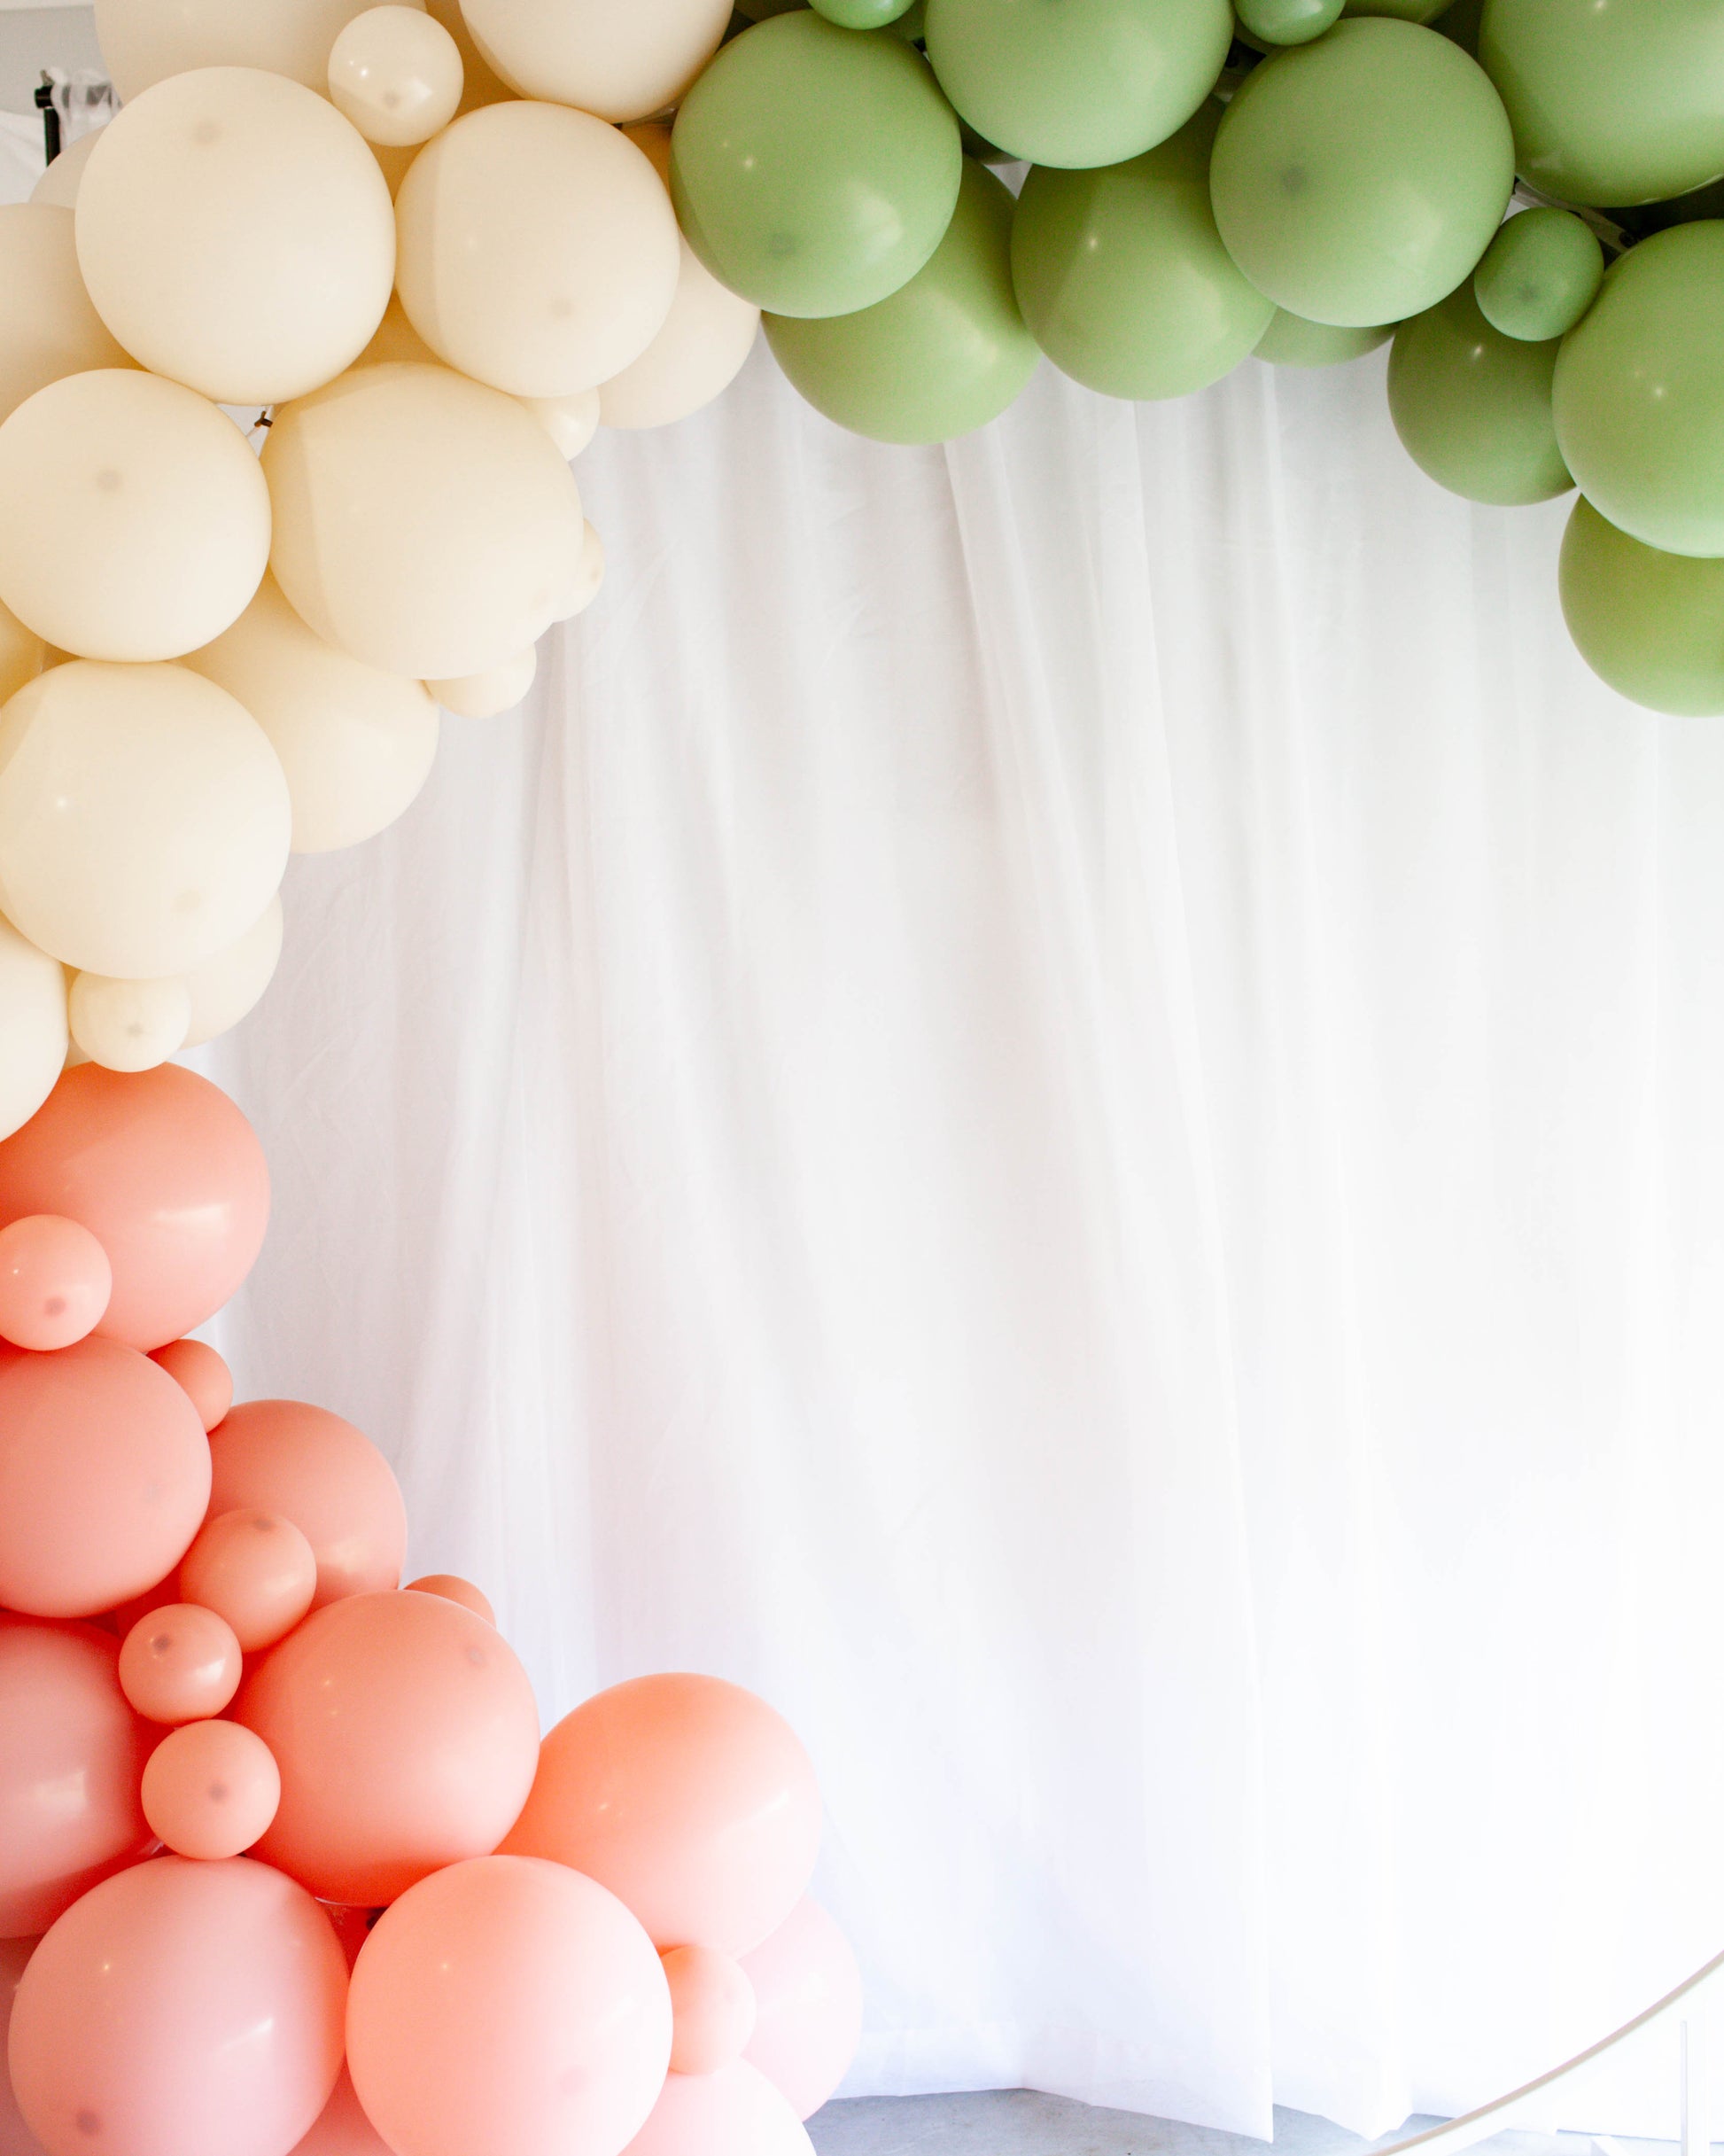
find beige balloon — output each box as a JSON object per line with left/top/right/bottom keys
{"left": 559, "top": 520, "right": 607, "bottom": 620}
{"left": 93, "top": 0, "right": 426, "bottom": 101}
{"left": 394, "top": 102, "right": 680, "bottom": 398}
{"left": 423, "top": 0, "right": 514, "bottom": 113}
{"left": 457, "top": 0, "right": 731, "bottom": 121}
{"left": 520, "top": 388, "right": 599, "bottom": 460}
{"left": 0, "top": 598, "right": 43, "bottom": 706}
{"left": 0, "top": 661, "right": 291, "bottom": 979}
{"left": 0, "top": 205, "right": 133, "bottom": 428}
{"left": 330, "top": 6, "right": 463, "bottom": 145}
{"left": 0, "top": 370, "right": 271, "bottom": 664}
{"left": 428, "top": 644, "right": 537, "bottom": 718}
{"left": 264, "top": 360, "right": 586, "bottom": 680}
{"left": 68, "top": 970, "right": 192, "bottom": 1073}
{"left": 76, "top": 67, "right": 397, "bottom": 407}
{"left": 182, "top": 895, "right": 285, "bottom": 1047}
{"left": 0, "top": 913, "right": 68, "bottom": 1143}
{"left": 29, "top": 129, "right": 105, "bottom": 210}
{"left": 186, "top": 573, "right": 440, "bottom": 853}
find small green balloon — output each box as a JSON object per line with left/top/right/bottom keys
{"left": 1011, "top": 104, "right": 1275, "bottom": 401}
{"left": 671, "top": 13, "right": 961, "bottom": 320}
{"left": 1254, "top": 309, "right": 1393, "bottom": 365}
{"left": 1553, "top": 221, "right": 1724, "bottom": 557}
{"left": 1234, "top": 0, "right": 1342, "bottom": 47}
{"left": 924, "top": 0, "right": 1233, "bottom": 170}
{"left": 1387, "top": 281, "right": 1572, "bottom": 503}
{"left": 1342, "top": 0, "right": 1447, "bottom": 19}
{"left": 812, "top": 0, "right": 914, "bottom": 23}
{"left": 1560, "top": 497, "right": 1724, "bottom": 715}
{"left": 1473, "top": 207, "right": 1604, "bottom": 341}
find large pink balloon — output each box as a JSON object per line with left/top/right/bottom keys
{"left": 501, "top": 1674, "right": 823, "bottom": 1956}
{"left": 0, "top": 1618, "right": 151, "bottom": 1940}
{"left": 235, "top": 1590, "right": 540, "bottom": 1905}
{"left": 207, "top": 1402, "right": 407, "bottom": 1609}
{"left": 2, "top": 1935, "right": 47, "bottom": 2156}
{"left": 287, "top": 2068, "right": 393, "bottom": 2155}
{"left": 0, "top": 1067, "right": 268, "bottom": 1353}
{"left": 742, "top": 1897, "right": 864, "bottom": 2120}
{"left": 8, "top": 1856, "right": 346, "bottom": 2156}
{"left": 0, "top": 1218, "right": 111, "bottom": 1352}
{"left": 622, "top": 2060, "right": 815, "bottom": 2156}
{"left": 347, "top": 1855, "right": 672, "bottom": 2156}
{"left": 0, "top": 1340, "right": 211, "bottom": 1618}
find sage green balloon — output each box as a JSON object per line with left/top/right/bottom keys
{"left": 765, "top": 162, "right": 1037, "bottom": 442}
{"left": 1235, "top": 0, "right": 1342, "bottom": 47}
{"left": 1343, "top": 0, "right": 1447, "bottom": 19}
{"left": 1254, "top": 309, "right": 1393, "bottom": 365}
{"left": 671, "top": 12, "right": 962, "bottom": 318}
{"left": 1552, "top": 222, "right": 1724, "bottom": 557}
{"left": 1209, "top": 19, "right": 1514, "bottom": 328}
{"left": 1479, "top": 0, "right": 1724, "bottom": 210}
{"left": 1560, "top": 497, "right": 1724, "bottom": 714}
{"left": 1473, "top": 208, "right": 1604, "bottom": 342}
{"left": 812, "top": 0, "right": 914, "bottom": 23}
{"left": 1011, "top": 104, "right": 1275, "bottom": 401}
{"left": 1388, "top": 281, "right": 1571, "bottom": 504}
{"left": 923, "top": 0, "right": 1233, "bottom": 170}
{"left": 1433, "top": 0, "right": 1482, "bottom": 58}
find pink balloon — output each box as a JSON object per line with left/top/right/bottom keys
{"left": 8, "top": 1856, "right": 346, "bottom": 2156}
{"left": 742, "top": 1897, "right": 864, "bottom": 2120}
{"left": 664, "top": 1946, "right": 757, "bottom": 2075}
{"left": 149, "top": 1339, "right": 233, "bottom": 1434}
{"left": 208, "top": 1402, "right": 407, "bottom": 1609}
{"left": 406, "top": 1575, "right": 495, "bottom": 1626}
{"left": 0, "top": 1618, "right": 150, "bottom": 1940}
{"left": 622, "top": 2060, "right": 815, "bottom": 2156}
{"left": 0, "top": 1338, "right": 212, "bottom": 1618}
{"left": 0, "top": 1067, "right": 268, "bottom": 1354}
{"left": 287, "top": 2068, "right": 394, "bottom": 2155}
{"left": 234, "top": 1590, "right": 540, "bottom": 1905}
{"left": 180, "top": 1509, "right": 317, "bottom": 1652}
{"left": 501, "top": 1675, "right": 824, "bottom": 1956}
{"left": 0, "top": 1218, "right": 111, "bottom": 1354}
{"left": 2, "top": 1935, "right": 48, "bottom": 2156}
{"left": 141, "top": 1720, "right": 281, "bottom": 1861}
{"left": 119, "top": 1603, "right": 242, "bottom": 1724}
{"left": 347, "top": 1855, "right": 672, "bottom": 2156}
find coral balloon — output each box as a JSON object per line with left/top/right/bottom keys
{"left": 207, "top": 1400, "right": 407, "bottom": 1608}
{"left": 0, "top": 1216, "right": 111, "bottom": 1352}
{"left": 141, "top": 1720, "right": 281, "bottom": 1860}
{"left": 181, "top": 900, "right": 285, "bottom": 1049}
{"left": 427, "top": 648, "right": 537, "bottom": 720}
{"left": 1559, "top": 497, "right": 1724, "bottom": 718}
{"left": 664, "top": 1946, "right": 757, "bottom": 2075}
{"left": 8, "top": 1856, "right": 346, "bottom": 2156}
{"left": 288, "top": 2068, "right": 395, "bottom": 2155}
{"left": 92, "top": 0, "right": 427, "bottom": 100}
{"left": 0, "top": 206, "right": 131, "bottom": 430}
{"left": 181, "top": 1510, "right": 318, "bottom": 1652}
{"left": 0, "top": 924, "right": 66, "bottom": 1150}
{"left": 741, "top": 1897, "right": 864, "bottom": 2119}
{"left": 347, "top": 1855, "right": 672, "bottom": 2156}
{"left": 67, "top": 974, "right": 190, "bottom": 1076}
{"left": 622, "top": 2059, "right": 814, "bottom": 2156}
{"left": 119, "top": 1604, "right": 243, "bottom": 1724}
{"left": 2, "top": 1934, "right": 45, "bottom": 2156}
{"left": 406, "top": 1576, "right": 496, "bottom": 1624}
{"left": 1387, "top": 283, "right": 1573, "bottom": 506}
{"left": 329, "top": 7, "right": 462, "bottom": 146}
{"left": 1473, "top": 207, "right": 1603, "bottom": 345}
{"left": 456, "top": 0, "right": 730, "bottom": 121}
{"left": 149, "top": 1339, "right": 234, "bottom": 1433}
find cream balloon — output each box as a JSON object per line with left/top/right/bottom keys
{"left": 393, "top": 103, "right": 680, "bottom": 398}
{"left": 423, "top": 0, "right": 513, "bottom": 113}
{"left": 330, "top": 7, "right": 463, "bottom": 145}
{"left": 0, "top": 915, "right": 68, "bottom": 1143}
{"left": 186, "top": 575, "right": 439, "bottom": 853}
{"left": 353, "top": 294, "right": 439, "bottom": 369}
{"left": 0, "top": 371, "right": 270, "bottom": 664}
{"left": 457, "top": 0, "right": 732, "bottom": 121}
{"left": 0, "top": 663, "right": 291, "bottom": 979}
{"left": 263, "top": 361, "right": 586, "bottom": 680}
{"left": 0, "top": 205, "right": 132, "bottom": 428}
{"left": 520, "top": 389, "right": 600, "bottom": 460}
{"left": 68, "top": 972, "right": 192, "bottom": 1074}
{"left": 29, "top": 130, "right": 105, "bottom": 210}
{"left": 182, "top": 897, "right": 285, "bottom": 1048}
{"left": 560, "top": 521, "right": 606, "bottom": 620}
{"left": 0, "top": 598, "right": 43, "bottom": 705}
{"left": 76, "top": 67, "right": 397, "bottom": 406}
{"left": 93, "top": 0, "right": 426, "bottom": 100}
{"left": 428, "top": 646, "right": 537, "bottom": 719}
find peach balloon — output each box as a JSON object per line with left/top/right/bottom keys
{"left": 501, "top": 1674, "right": 823, "bottom": 1956}
{"left": 8, "top": 1856, "right": 346, "bottom": 2156}
{"left": 622, "top": 2059, "right": 815, "bottom": 2156}
{"left": 118, "top": 1604, "right": 242, "bottom": 1724}
{"left": 406, "top": 1575, "right": 494, "bottom": 1625}
{"left": 149, "top": 1338, "right": 233, "bottom": 1434}
{"left": 206, "top": 1401, "right": 406, "bottom": 1608}
{"left": 2, "top": 1933, "right": 46, "bottom": 2155}
{"left": 288, "top": 2067, "right": 394, "bottom": 2155}
{"left": 180, "top": 1509, "right": 317, "bottom": 1652}
{"left": 141, "top": 1720, "right": 281, "bottom": 1860}
{"left": 741, "top": 1896, "right": 864, "bottom": 2120}
{"left": 0, "top": 1617, "right": 150, "bottom": 1939}
{"left": 664, "top": 1946, "right": 757, "bottom": 2075}
{"left": 235, "top": 1590, "right": 540, "bottom": 1905}
{"left": 347, "top": 1855, "right": 672, "bottom": 2156}
{"left": 0, "top": 1216, "right": 111, "bottom": 1351}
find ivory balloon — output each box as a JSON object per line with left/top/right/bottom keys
{"left": 741, "top": 1898, "right": 864, "bottom": 2119}
{"left": 519, "top": 388, "right": 600, "bottom": 460}
{"left": 142, "top": 1720, "right": 282, "bottom": 1861}
{"left": 93, "top": 0, "right": 427, "bottom": 102}
{"left": 207, "top": 1400, "right": 408, "bottom": 1608}
{"left": 76, "top": 67, "right": 396, "bottom": 406}
{"left": 118, "top": 1604, "right": 244, "bottom": 1724}
{"left": 28, "top": 130, "right": 104, "bottom": 210}
{"left": 329, "top": 7, "right": 463, "bottom": 145}
{"left": 0, "top": 207, "right": 131, "bottom": 428}
{"left": 0, "top": 598, "right": 43, "bottom": 706}
{"left": 455, "top": 0, "right": 732, "bottom": 121}
{"left": 67, "top": 974, "right": 192, "bottom": 1075}
{"left": 180, "top": 1510, "right": 319, "bottom": 1652}
{"left": 181, "top": 898, "right": 284, "bottom": 1049}
{"left": 0, "top": 922, "right": 66, "bottom": 1148}
{"left": 427, "top": 649, "right": 536, "bottom": 720}
{"left": 149, "top": 1338, "right": 235, "bottom": 1434}
{"left": 0, "top": 1215, "right": 111, "bottom": 1352}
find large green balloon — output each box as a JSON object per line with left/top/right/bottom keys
{"left": 1011, "top": 104, "right": 1274, "bottom": 400}
{"left": 1479, "top": 0, "right": 1724, "bottom": 209}
{"left": 1433, "top": 0, "right": 1483, "bottom": 58}
{"left": 1209, "top": 20, "right": 1513, "bottom": 328}
{"left": 923, "top": 0, "right": 1232, "bottom": 170}
{"left": 1472, "top": 207, "right": 1603, "bottom": 342}
{"left": 1560, "top": 497, "right": 1724, "bottom": 714}
{"left": 1254, "top": 310, "right": 1393, "bottom": 365}
{"left": 765, "top": 162, "right": 1037, "bottom": 443}
{"left": 671, "top": 13, "right": 962, "bottom": 318}
{"left": 1236, "top": 0, "right": 1342, "bottom": 47}
{"left": 1387, "top": 282, "right": 1571, "bottom": 503}
{"left": 1552, "top": 221, "right": 1724, "bottom": 557}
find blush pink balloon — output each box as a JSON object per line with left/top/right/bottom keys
{"left": 0, "top": 1339, "right": 211, "bottom": 1619}
{"left": 119, "top": 1603, "right": 242, "bottom": 1724}
{"left": 287, "top": 2067, "right": 395, "bottom": 2155}
{"left": 180, "top": 1509, "right": 317, "bottom": 1652}
{"left": 501, "top": 1675, "right": 823, "bottom": 1956}
{"left": 347, "top": 1855, "right": 672, "bottom": 2156}
{"left": 207, "top": 1402, "right": 407, "bottom": 1609}
{"left": 741, "top": 1897, "right": 864, "bottom": 2120}
{"left": 664, "top": 1946, "right": 756, "bottom": 2075}
{"left": 141, "top": 1720, "right": 281, "bottom": 1861}
{"left": 8, "top": 1856, "right": 346, "bottom": 2156}
{"left": 234, "top": 1590, "right": 540, "bottom": 1906}
{"left": 149, "top": 1339, "right": 233, "bottom": 1434}
{"left": 622, "top": 2060, "right": 815, "bottom": 2156}
{"left": 0, "top": 1066, "right": 268, "bottom": 1354}
{"left": 2, "top": 1934, "right": 48, "bottom": 2156}
{"left": 0, "top": 1218, "right": 111, "bottom": 1353}
{"left": 406, "top": 1575, "right": 494, "bottom": 1625}
{"left": 0, "top": 1618, "right": 151, "bottom": 1940}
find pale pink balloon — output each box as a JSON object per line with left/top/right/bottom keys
{"left": 664, "top": 1946, "right": 757, "bottom": 2075}
{"left": 347, "top": 1855, "right": 672, "bottom": 2156}
{"left": 0, "top": 1066, "right": 268, "bottom": 1353}
{"left": 0, "top": 1218, "right": 111, "bottom": 1353}
{"left": 2, "top": 1934, "right": 48, "bottom": 2156}
{"left": 141, "top": 1720, "right": 281, "bottom": 1861}
{"left": 119, "top": 1603, "right": 242, "bottom": 1724}
{"left": 742, "top": 1897, "right": 864, "bottom": 2120}
{"left": 0, "top": 1339, "right": 212, "bottom": 1618}
{"left": 287, "top": 2068, "right": 394, "bottom": 2155}
{"left": 405, "top": 1575, "right": 494, "bottom": 1625}
{"left": 9, "top": 1856, "right": 346, "bottom": 2156}
{"left": 180, "top": 1509, "right": 317, "bottom": 1652}
{"left": 234, "top": 1590, "right": 540, "bottom": 1905}
{"left": 149, "top": 1339, "right": 233, "bottom": 1434}
{"left": 501, "top": 1674, "right": 823, "bottom": 1956}
{"left": 622, "top": 2060, "right": 815, "bottom": 2156}
{"left": 0, "top": 1618, "right": 151, "bottom": 1939}
{"left": 207, "top": 1401, "right": 407, "bottom": 1609}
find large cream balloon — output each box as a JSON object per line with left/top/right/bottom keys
{"left": 182, "top": 897, "right": 285, "bottom": 1048}
{"left": 427, "top": 646, "right": 536, "bottom": 718}
{"left": 0, "top": 599, "right": 43, "bottom": 706}
{"left": 0, "top": 663, "right": 291, "bottom": 979}
{"left": 457, "top": 0, "right": 731, "bottom": 121}
{"left": 0, "top": 371, "right": 270, "bottom": 664}
{"left": 0, "top": 205, "right": 132, "bottom": 427}
{"left": 68, "top": 971, "right": 192, "bottom": 1073}
{"left": 330, "top": 7, "right": 464, "bottom": 145}
{"left": 187, "top": 575, "right": 439, "bottom": 853}
{"left": 0, "top": 915, "right": 67, "bottom": 1142}
{"left": 263, "top": 362, "right": 586, "bottom": 680}
{"left": 76, "top": 68, "right": 397, "bottom": 406}
{"left": 394, "top": 103, "right": 680, "bottom": 398}
{"left": 29, "top": 130, "right": 105, "bottom": 211}
{"left": 423, "top": 0, "right": 513, "bottom": 113}
{"left": 93, "top": 0, "right": 426, "bottom": 101}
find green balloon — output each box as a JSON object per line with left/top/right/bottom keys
{"left": 1209, "top": 20, "right": 1514, "bottom": 328}
{"left": 1560, "top": 497, "right": 1724, "bottom": 714}
{"left": 1343, "top": 0, "right": 1447, "bottom": 19}
{"left": 1552, "top": 221, "right": 1724, "bottom": 557}
{"left": 923, "top": 0, "right": 1233, "bottom": 170}
{"left": 1387, "top": 281, "right": 1572, "bottom": 503}
{"left": 812, "top": 0, "right": 914, "bottom": 22}
{"left": 1473, "top": 207, "right": 1604, "bottom": 341}
{"left": 890, "top": 0, "right": 928, "bottom": 35}
{"left": 1433, "top": 0, "right": 1483, "bottom": 58}
{"left": 1254, "top": 309, "right": 1393, "bottom": 365}
{"left": 671, "top": 15, "right": 961, "bottom": 320}
{"left": 1011, "top": 104, "right": 1274, "bottom": 400}
{"left": 1479, "top": 0, "right": 1724, "bottom": 210}
{"left": 734, "top": 0, "right": 806, "bottom": 16}
{"left": 1234, "top": 0, "right": 1342, "bottom": 47}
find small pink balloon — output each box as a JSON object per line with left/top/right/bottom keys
{"left": 118, "top": 1603, "right": 243, "bottom": 1724}
{"left": 180, "top": 1509, "right": 317, "bottom": 1652}
{"left": 2, "top": 1934, "right": 49, "bottom": 2156}
{"left": 742, "top": 1897, "right": 864, "bottom": 2121}
{"left": 149, "top": 1338, "right": 233, "bottom": 1434}
{"left": 8, "top": 1856, "right": 346, "bottom": 2156}
{"left": 141, "top": 1720, "right": 281, "bottom": 1861}
{"left": 347, "top": 1855, "right": 672, "bottom": 2156}
{"left": 405, "top": 1575, "right": 494, "bottom": 1626}
{"left": 207, "top": 1401, "right": 407, "bottom": 1609}
{"left": 287, "top": 2067, "right": 395, "bottom": 2155}
{"left": 664, "top": 1945, "right": 757, "bottom": 2075}
{"left": 622, "top": 2059, "right": 815, "bottom": 2156}
{"left": 0, "top": 1217, "right": 111, "bottom": 1353}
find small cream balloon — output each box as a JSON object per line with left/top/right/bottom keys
{"left": 520, "top": 389, "right": 600, "bottom": 460}
{"left": 0, "top": 205, "right": 133, "bottom": 427}
{"left": 560, "top": 521, "right": 607, "bottom": 619}
{"left": 68, "top": 972, "right": 192, "bottom": 1074}
{"left": 330, "top": 7, "right": 464, "bottom": 146}
{"left": 429, "top": 646, "right": 537, "bottom": 718}
{"left": 29, "top": 130, "right": 105, "bottom": 210}
{"left": 457, "top": 0, "right": 732, "bottom": 121}
{"left": 182, "top": 897, "right": 285, "bottom": 1048}
{"left": 0, "top": 915, "right": 68, "bottom": 1143}
{"left": 0, "top": 598, "right": 43, "bottom": 704}
{"left": 93, "top": 0, "right": 427, "bottom": 101}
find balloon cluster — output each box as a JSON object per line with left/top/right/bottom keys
{"left": 0, "top": 1063, "right": 862, "bottom": 2156}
